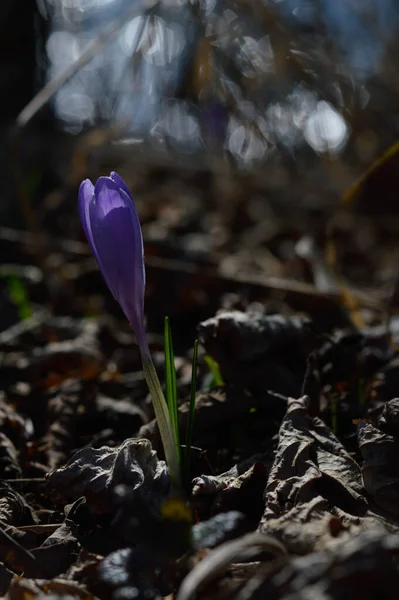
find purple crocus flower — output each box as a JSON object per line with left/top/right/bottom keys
{"left": 78, "top": 172, "right": 148, "bottom": 351}
{"left": 79, "top": 171, "right": 182, "bottom": 489}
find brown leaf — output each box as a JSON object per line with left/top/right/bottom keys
{"left": 199, "top": 310, "right": 314, "bottom": 395}
{"left": 24, "top": 519, "right": 81, "bottom": 579}
{"left": 264, "top": 396, "right": 366, "bottom": 519}
{"left": 358, "top": 399, "right": 399, "bottom": 517}
{"left": 260, "top": 396, "right": 368, "bottom": 553}
{"left": 199, "top": 310, "right": 313, "bottom": 363}
{"left": 192, "top": 455, "right": 271, "bottom": 525}
{"left": 0, "top": 434, "right": 22, "bottom": 479}
{"left": 48, "top": 438, "right": 168, "bottom": 514}
{"left": 0, "top": 481, "right": 36, "bottom": 526}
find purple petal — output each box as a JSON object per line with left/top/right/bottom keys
{"left": 79, "top": 178, "right": 116, "bottom": 296}
{"left": 78, "top": 179, "right": 95, "bottom": 244}
{"left": 110, "top": 171, "right": 132, "bottom": 198}
{"left": 94, "top": 177, "right": 128, "bottom": 216}
{"left": 90, "top": 206, "right": 145, "bottom": 343}
{"left": 81, "top": 174, "right": 146, "bottom": 348}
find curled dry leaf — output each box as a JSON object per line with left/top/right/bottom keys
{"left": 260, "top": 395, "right": 368, "bottom": 554}
{"left": 192, "top": 454, "right": 269, "bottom": 497}
{"left": 0, "top": 481, "right": 36, "bottom": 525}
{"left": 192, "top": 455, "right": 271, "bottom": 525}
{"left": 48, "top": 438, "right": 168, "bottom": 514}
{"left": 377, "top": 398, "right": 399, "bottom": 435}
{"left": 0, "top": 433, "right": 22, "bottom": 478}
{"left": 264, "top": 396, "right": 366, "bottom": 519}
{"left": 24, "top": 518, "right": 81, "bottom": 579}
{"left": 199, "top": 310, "right": 314, "bottom": 395}
{"left": 42, "top": 380, "right": 146, "bottom": 471}
{"left": 358, "top": 398, "right": 399, "bottom": 517}
{"left": 199, "top": 311, "right": 313, "bottom": 363}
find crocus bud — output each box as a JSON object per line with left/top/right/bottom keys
{"left": 79, "top": 172, "right": 182, "bottom": 490}
{"left": 78, "top": 172, "right": 148, "bottom": 351}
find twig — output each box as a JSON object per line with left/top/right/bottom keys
{"left": 16, "top": 0, "right": 159, "bottom": 128}
{"left": 16, "top": 524, "right": 60, "bottom": 534}
{"left": 0, "top": 524, "right": 36, "bottom": 566}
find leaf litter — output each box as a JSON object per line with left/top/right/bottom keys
{"left": 5, "top": 79, "right": 399, "bottom": 600}
{"left": 0, "top": 287, "right": 398, "bottom": 600}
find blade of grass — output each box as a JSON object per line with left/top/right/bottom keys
{"left": 164, "top": 317, "right": 180, "bottom": 465}
{"left": 185, "top": 339, "right": 198, "bottom": 480}
{"left": 204, "top": 355, "right": 224, "bottom": 386}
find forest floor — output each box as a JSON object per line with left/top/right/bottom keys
{"left": 1, "top": 151, "right": 399, "bottom": 600}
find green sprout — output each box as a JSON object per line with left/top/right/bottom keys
{"left": 204, "top": 354, "right": 224, "bottom": 387}
{"left": 164, "top": 317, "right": 199, "bottom": 485}
{"left": 331, "top": 396, "right": 339, "bottom": 436}
{"left": 164, "top": 317, "right": 181, "bottom": 467}
{"left": 7, "top": 275, "right": 32, "bottom": 321}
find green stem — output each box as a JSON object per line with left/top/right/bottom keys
{"left": 141, "top": 350, "right": 181, "bottom": 492}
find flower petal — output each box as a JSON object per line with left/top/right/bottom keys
{"left": 79, "top": 173, "right": 147, "bottom": 349}
{"left": 90, "top": 176, "right": 145, "bottom": 286}
{"left": 79, "top": 178, "right": 117, "bottom": 296}
{"left": 90, "top": 205, "right": 146, "bottom": 343}
{"left": 94, "top": 176, "right": 128, "bottom": 216}
{"left": 78, "top": 179, "right": 95, "bottom": 245}
{"left": 110, "top": 171, "right": 132, "bottom": 198}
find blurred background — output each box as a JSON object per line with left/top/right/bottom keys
{"left": 2, "top": 0, "right": 399, "bottom": 340}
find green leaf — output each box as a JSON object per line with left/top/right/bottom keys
{"left": 164, "top": 317, "right": 181, "bottom": 465}
{"left": 204, "top": 355, "right": 224, "bottom": 387}
{"left": 141, "top": 352, "right": 181, "bottom": 492}
{"left": 185, "top": 339, "right": 198, "bottom": 480}
{"left": 7, "top": 275, "right": 32, "bottom": 320}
